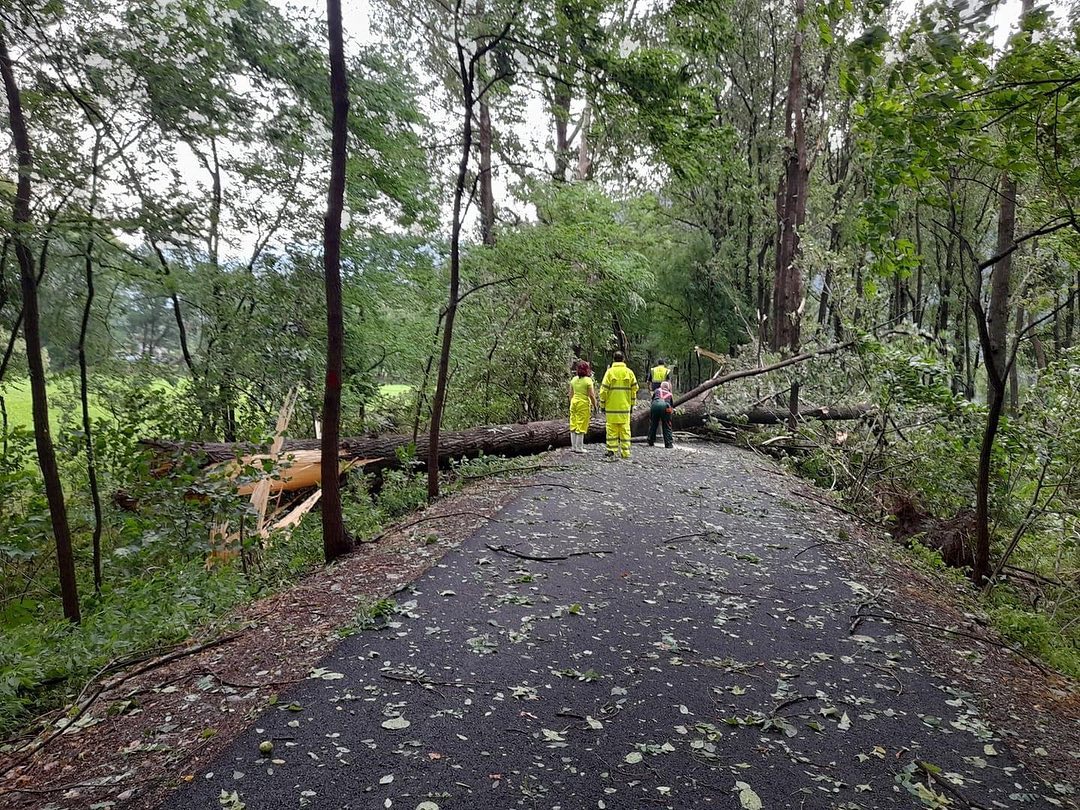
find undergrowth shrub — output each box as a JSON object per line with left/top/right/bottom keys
{"left": 779, "top": 338, "right": 1080, "bottom": 677}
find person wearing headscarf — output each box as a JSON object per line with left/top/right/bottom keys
{"left": 648, "top": 380, "right": 675, "bottom": 449}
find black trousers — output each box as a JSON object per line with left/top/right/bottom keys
{"left": 648, "top": 400, "right": 673, "bottom": 447}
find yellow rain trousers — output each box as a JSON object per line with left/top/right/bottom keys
{"left": 598, "top": 362, "right": 638, "bottom": 458}
{"left": 569, "top": 376, "right": 593, "bottom": 434}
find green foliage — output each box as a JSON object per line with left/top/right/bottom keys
{"left": 339, "top": 469, "right": 428, "bottom": 540}
{"left": 987, "top": 588, "right": 1080, "bottom": 679}
{"left": 339, "top": 598, "right": 399, "bottom": 636}
{"left": 0, "top": 560, "right": 302, "bottom": 736}
{"left": 784, "top": 337, "right": 1080, "bottom": 675}
{"left": 906, "top": 537, "right": 947, "bottom": 571}
{"left": 437, "top": 184, "right": 656, "bottom": 425}
{"left": 6, "top": 0, "right": 1080, "bottom": 744}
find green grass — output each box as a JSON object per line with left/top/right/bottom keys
{"left": 377, "top": 383, "right": 412, "bottom": 399}
{"left": 0, "top": 378, "right": 110, "bottom": 431}
{"left": 1, "top": 379, "right": 412, "bottom": 433}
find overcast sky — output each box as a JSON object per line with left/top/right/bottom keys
{"left": 234, "top": 0, "right": 1037, "bottom": 258}
{"left": 288, "top": 0, "right": 1033, "bottom": 49}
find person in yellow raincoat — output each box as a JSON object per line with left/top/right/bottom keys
{"left": 648, "top": 358, "right": 670, "bottom": 392}
{"left": 598, "top": 351, "right": 638, "bottom": 460}
{"left": 567, "top": 360, "right": 597, "bottom": 454}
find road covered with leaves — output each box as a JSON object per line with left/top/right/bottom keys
{"left": 166, "top": 444, "right": 1075, "bottom": 810}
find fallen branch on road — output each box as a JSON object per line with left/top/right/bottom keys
{"left": 914, "top": 760, "right": 989, "bottom": 809}
{"left": 485, "top": 543, "right": 613, "bottom": 562}
{"left": 665, "top": 531, "right": 721, "bottom": 546}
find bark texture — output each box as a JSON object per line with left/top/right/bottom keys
{"left": 320, "top": 0, "right": 352, "bottom": 561}
{"left": 428, "top": 38, "right": 474, "bottom": 500}
{"left": 973, "top": 175, "right": 1016, "bottom": 583}
{"left": 478, "top": 97, "right": 495, "bottom": 246}
{"left": 1, "top": 32, "right": 81, "bottom": 622}
{"left": 770, "top": 0, "right": 808, "bottom": 354}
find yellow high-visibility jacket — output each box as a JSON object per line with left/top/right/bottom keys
{"left": 599, "top": 362, "right": 638, "bottom": 416}
{"left": 650, "top": 364, "right": 669, "bottom": 383}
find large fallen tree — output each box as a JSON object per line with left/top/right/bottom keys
{"left": 143, "top": 335, "right": 885, "bottom": 481}
{"left": 143, "top": 399, "right": 874, "bottom": 480}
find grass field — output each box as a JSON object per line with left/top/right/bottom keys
{"left": 0, "top": 379, "right": 110, "bottom": 432}
{"left": 1, "top": 379, "right": 413, "bottom": 432}
{"left": 376, "top": 384, "right": 412, "bottom": 399}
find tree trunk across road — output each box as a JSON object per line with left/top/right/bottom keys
{"left": 143, "top": 401, "right": 873, "bottom": 474}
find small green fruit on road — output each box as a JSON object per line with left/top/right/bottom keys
{"left": 259, "top": 740, "right": 273, "bottom": 754}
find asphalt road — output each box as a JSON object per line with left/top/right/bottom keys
{"left": 164, "top": 443, "right": 1060, "bottom": 809}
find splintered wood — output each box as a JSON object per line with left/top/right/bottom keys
{"left": 206, "top": 389, "right": 369, "bottom": 567}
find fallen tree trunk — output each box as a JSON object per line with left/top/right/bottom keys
{"left": 143, "top": 420, "right": 612, "bottom": 473}
{"left": 675, "top": 402, "right": 874, "bottom": 430}
{"left": 142, "top": 401, "right": 874, "bottom": 474}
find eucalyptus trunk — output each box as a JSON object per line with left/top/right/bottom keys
{"left": 770, "top": 0, "right": 807, "bottom": 355}
{"left": 478, "top": 97, "right": 495, "bottom": 246}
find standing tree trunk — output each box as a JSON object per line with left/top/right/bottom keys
{"left": 79, "top": 241, "right": 103, "bottom": 594}
{"left": 321, "top": 0, "right": 353, "bottom": 561}
{"left": 428, "top": 32, "right": 476, "bottom": 500}
{"left": 575, "top": 102, "right": 592, "bottom": 181}
{"left": 973, "top": 172, "right": 1017, "bottom": 584}
{"left": 478, "top": 97, "right": 495, "bottom": 246}
{"left": 79, "top": 133, "right": 105, "bottom": 593}
{"left": 770, "top": 0, "right": 807, "bottom": 354}
{"left": 972, "top": 0, "right": 1028, "bottom": 583}
{"left": 1009, "top": 302, "right": 1024, "bottom": 413}
{"left": 1066, "top": 275, "right": 1077, "bottom": 348}
{"left": 914, "top": 205, "right": 925, "bottom": 325}
{"left": 552, "top": 79, "right": 572, "bottom": 181}
{"left": 1, "top": 32, "right": 81, "bottom": 622}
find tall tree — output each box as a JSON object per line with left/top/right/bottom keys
{"left": 321, "top": 0, "right": 352, "bottom": 561}
{"left": 972, "top": 0, "right": 1034, "bottom": 583}
{"left": 78, "top": 133, "right": 105, "bottom": 593}
{"left": 418, "top": 1, "right": 521, "bottom": 500}
{"left": 854, "top": 0, "right": 1080, "bottom": 582}
{"left": 770, "top": 0, "right": 808, "bottom": 355}
{"left": 0, "top": 29, "right": 81, "bottom": 622}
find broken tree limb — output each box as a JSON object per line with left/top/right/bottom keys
{"left": 672, "top": 335, "right": 887, "bottom": 408}
{"left": 0, "top": 632, "right": 242, "bottom": 778}
{"left": 210, "top": 450, "right": 368, "bottom": 496}
{"left": 670, "top": 401, "right": 875, "bottom": 431}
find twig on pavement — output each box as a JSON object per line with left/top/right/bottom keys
{"left": 485, "top": 543, "right": 613, "bottom": 562}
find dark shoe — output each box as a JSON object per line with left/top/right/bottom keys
{"left": 664, "top": 444, "right": 673, "bottom": 449}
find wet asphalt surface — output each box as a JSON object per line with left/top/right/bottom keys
{"left": 164, "top": 443, "right": 1063, "bottom": 809}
